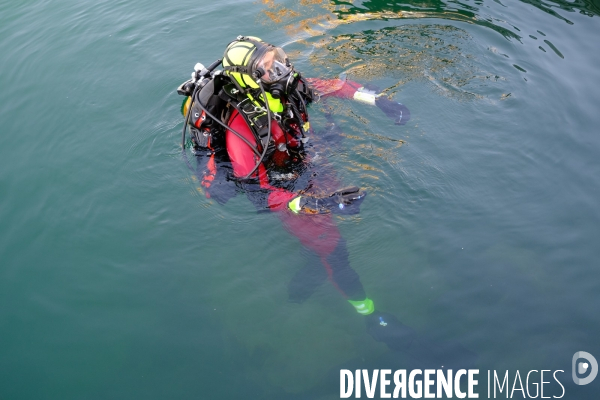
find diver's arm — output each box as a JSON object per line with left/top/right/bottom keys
{"left": 305, "top": 77, "right": 410, "bottom": 125}
{"left": 195, "top": 151, "right": 238, "bottom": 205}
{"left": 228, "top": 138, "right": 366, "bottom": 215}
{"left": 195, "top": 151, "right": 216, "bottom": 197}
{"left": 305, "top": 77, "right": 363, "bottom": 100}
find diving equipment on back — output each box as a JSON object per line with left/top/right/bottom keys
{"left": 176, "top": 37, "right": 315, "bottom": 177}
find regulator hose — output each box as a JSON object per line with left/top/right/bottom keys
{"left": 181, "top": 58, "right": 260, "bottom": 163}
{"left": 242, "top": 80, "right": 272, "bottom": 180}
{"left": 180, "top": 59, "right": 273, "bottom": 180}
{"left": 193, "top": 100, "right": 261, "bottom": 157}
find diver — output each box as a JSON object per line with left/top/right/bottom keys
{"left": 177, "top": 36, "right": 414, "bottom": 350}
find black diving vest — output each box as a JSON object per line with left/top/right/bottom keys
{"left": 189, "top": 74, "right": 314, "bottom": 157}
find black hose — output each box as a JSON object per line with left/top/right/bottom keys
{"left": 296, "top": 88, "right": 307, "bottom": 115}
{"left": 242, "top": 80, "right": 272, "bottom": 180}
{"left": 195, "top": 100, "right": 261, "bottom": 157}
{"left": 204, "top": 58, "right": 223, "bottom": 74}
{"left": 180, "top": 75, "right": 260, "bottom": 174}
{"left": 291, "top": 91, "right": 306, "bottom": 137}
{"left": 181, "top": 78, "right": 260, "bottom": 157}
{"left": 180, "top": 59, "right": 271, "bottom": 180}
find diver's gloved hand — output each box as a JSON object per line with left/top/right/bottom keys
{"left": 288, "top": 187, "right": 366, "bottom": 215}
{"left": 375, "top": 96, "right": 411, "bottom": 125}
{"left": 365, "top": 311, "right": 418, "bottom": 352}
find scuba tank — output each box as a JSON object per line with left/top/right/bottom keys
{"left": 178, "top": 61, "right": 228, "bottom": 150}
{"left": 187, "top": 75, "right": 228, "bottom": 149}
{"left": 177, "top": 59, "right": 262, "bottom": 181}
{"left": 176, "top": 50, "right": 315, "bottom": 179}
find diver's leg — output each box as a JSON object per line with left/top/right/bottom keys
{"left": 278, "top": 211, "right": 373, "bottom": 313}
{"left": 321, "top": 237, "right": 365, "bottom": 301}
{"left": 287, "top": 248, "right": 328, "bottom": 303}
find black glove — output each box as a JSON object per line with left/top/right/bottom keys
{"left": 291, "top": 187, "right": 367, "bottom": 215}
{"left": 375, "top": 96, "right": 411, "bottom": 125}
{"left": 323, "top": 186, "right": 366, "bottom": 215}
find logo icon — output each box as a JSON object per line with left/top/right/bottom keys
{"left": 572, "top": 351, "right": 598, "bottom": 385}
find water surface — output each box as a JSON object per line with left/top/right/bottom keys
{"left": 1, "top": 0, "right": 599, "bottom": 398}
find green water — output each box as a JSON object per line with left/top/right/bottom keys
{"left": 1, "top": 0, "right": 599, "bottom": 399}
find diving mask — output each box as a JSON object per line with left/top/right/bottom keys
{"left": 254, "top": 47, "right": 292, "bottom": 84}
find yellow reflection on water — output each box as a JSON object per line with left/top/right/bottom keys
{"left": 258, "top": 1, "right": 493, "bottom": 103}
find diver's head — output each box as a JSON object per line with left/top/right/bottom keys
{"left": 222, "top": 36, "right": 299, "bottom": 98}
